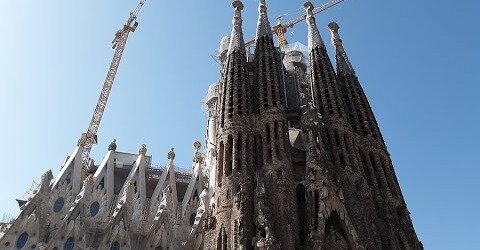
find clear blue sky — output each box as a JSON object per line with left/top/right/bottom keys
{"left": 0, "top": 0, "right": 478, "bottom": 248}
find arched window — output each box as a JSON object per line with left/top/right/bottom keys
{"left": 53, "top": 197, "right": 65, "bottom": 213}
{"left": 64, "top": 237, "right": 75, "bottom": 250}
{"left": 323, "top": 211, "right": 350, "bottom": 249}
{"left": 90, "top": 201, "right": 100, "bottom": 217}
{"left": 110, "top": 241, "right": 121, "bottom": 250}
{"left": 222, "top": 228, "right": 228, "bottom": 250}
{"left": 16, "top": 232, "right": 28, "bottom": 249}
{"left": 216, "top": 229, "right": 222, "bottom": 250}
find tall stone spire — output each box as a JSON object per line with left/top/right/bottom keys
{"left": 303, "top": 1, "right": 346, "bottom": 119}
{"left": 219, "top": 0, "right": 251, "bottom": 127}
{"left": 323, "top": 21, "right": 423, "bottom": 250}
{"left": 208, "top": 2, "right": 256, "bottom": 249}
{"left": 304, "top": 1, "right": 326, "bottom": 52}
{"left": 255, "top": 0, "right": 272, "bottom": 40}
{"left": 327, "top": 21, "right": 383, "bottom": 141}
{"left": 328, "top": 21, "right": 355, "bottom": 75}
{"left": 251, "top": 1, "right": 299, "bottom": 248}
{"left": 228, "top": 0, "right": 245, "bottom": 54}
{"left": 254, "top": 0, "right": 285, "bottom": 111}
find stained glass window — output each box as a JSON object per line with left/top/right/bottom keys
{"left": 16, "top": 232, "right": 28, "bottom": 249}
{"left": 90, "top": 201, "right": 100, "bottom": 217}
{"left": 53, "top": 197, "right": 65, "bottom": 213}
{"left": 110, "top": 241, "right": 120, "bottom": 250}
{"left": 64, "top": 237, "right": 74, "bottom": 250}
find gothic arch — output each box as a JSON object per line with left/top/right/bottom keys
{"left": 216, "top": 225, "right": 229, "bottom": 250}
{"left": 322, "top": 210, "right": 355, "bottom": 250}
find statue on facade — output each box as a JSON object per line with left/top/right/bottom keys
{"left": 139, "top": 144, "right": 147, "bottom": 156}
{"left": 168, "top": 148, "right": 175, "bottom": 160}
{"left": 193, "top": 141, "right": 204, "bottom": 164}
{"left": 108, "top": 139, "right": 117, "bottom": 151}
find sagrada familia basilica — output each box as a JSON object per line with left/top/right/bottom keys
{"left": 0, "top": 1, "right": 422, "bottom": 249}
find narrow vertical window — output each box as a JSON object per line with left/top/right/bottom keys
{"left": 236, "top": 133, "right": 242, "bottom": 172}
{"left": 360, "top": 150, "right": 372, "bottom": 185}
{"left": 225, "top": 135, "right": 233, "bottom": 176}
{"left": 314, "top": 190, "right": 320, "bottom": 231}
{"left": 217, "top": 229, "right": 222, "bottom": 250}
{"left": 265, "top": 124, "right": 271, "bottom": 143}
{"left": 339, "top": 152, "right": 346, "bottom": 165}
{"left": 344, "top": 134, "right": 351, "bottom": 153}
{"left": 222, "top": 228, "right": 228, "bottom": 250}
{"left": 267, "top": 148, "right": 273, "bottom": 164}
{"left": 217, "top": 141, "right": 224, "bottom": 185}
{"left": 255, "top": 135, "right": 263, "bottom": 169}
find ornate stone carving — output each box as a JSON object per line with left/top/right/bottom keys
{"left": 193, "top": 141, "right": 204, "bottom": 164}
{"left": 138, "top": 144, "right": 147, "bottom": 156}
{"left": 108, "top": 139, "right": 117, "bottom": 151}
{"left": 167, "top": 148, "right": 175, "bottom": 160}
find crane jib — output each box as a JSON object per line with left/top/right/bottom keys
{"left": 78, "top": 0, "right": 147, "bottom": 171}
{"left": 244, "top": 0, "right": 346, "bottom": 47}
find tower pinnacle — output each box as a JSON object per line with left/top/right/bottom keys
{"left": 256, "top": 0, "right": 273, "bottom": 40}
{"left": 228, "top": 0, "right": 245, "bottom": 54}
{"left": 303, "top": 1, "right": 326, "bottom": 51}
{"left": 328, "top": 21, "right": 356, "bottom": 75}
{"left": 304, "top": 1, "right": 346, "bottom": 119}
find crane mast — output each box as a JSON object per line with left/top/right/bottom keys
{"left": 78, "top": 0, "right": 147, "bottom": 171}
{"left": 245, "top": 0, "right": 346, "bottom": 47}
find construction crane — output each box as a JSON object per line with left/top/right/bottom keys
{"left": 78, "top": 0, "right": 147, "bottom": 172}
{"left": 245, "top": 0, "right": 346, "bottom": 47}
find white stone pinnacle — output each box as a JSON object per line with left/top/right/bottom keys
{"left": 304, "top": 1, "right": 326, "bottom": 51}
{"left": 255, "top": 0, "right": 273, "bottom": 40}
{"left": 228, "top": 0, "right": 246, "bottom": 54}
{"left": 328, "top": 21, "right": 356, "bottom": 75}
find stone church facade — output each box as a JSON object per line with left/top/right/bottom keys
{"left": 0, "top": 1, "right": 422, "bottom": 249}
